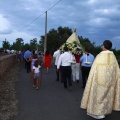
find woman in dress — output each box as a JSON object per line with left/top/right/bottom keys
{"left": 43, "top": 50, "right": 51, "bottom": 73}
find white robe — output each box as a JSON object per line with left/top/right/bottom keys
{"left": 80, "top": 50, "right": 120, "bottom": 116}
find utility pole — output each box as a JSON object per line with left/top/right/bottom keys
{"left": 44, "top": 11, "right": 47, "bottom": 53}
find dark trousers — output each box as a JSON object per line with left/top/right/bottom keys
{"left": 24, "top": 59, "right": 27, "bottom": 69}
{"left": 81, "top": 66, "right": 91, "bottom": 88}
{"left": 60, "top": 66, "right": 63, "bottom": 83}
{"left": 25, "top": 59, "right": 31, "bottom": 73}
{"left": 55, "top": 65, "right": 59, "bottom": 81}
{"left": 61, "top": 66, "right": 72, "bottom": 88}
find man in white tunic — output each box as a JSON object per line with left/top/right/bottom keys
{"left": 57, "top": 47, "right": 72, "bottom": 90}
{"left": 80, "top": 40, "right": 120, "bottom": 119}
{"left": 53, "top": 46, "right": 60, "bottom": 81}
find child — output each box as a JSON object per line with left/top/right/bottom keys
{"left": 30, "top": 53, "right": 38, "bottom": 80}
{"left": 32, "top": 60, "right": 41, "bottom": 90}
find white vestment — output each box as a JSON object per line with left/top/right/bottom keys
{"left": 81, "top": 50, "right": 120, "bottom": 117}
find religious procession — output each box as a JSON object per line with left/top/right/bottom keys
{"left": 13, "top": 28, "right": 120, "bottom": 120}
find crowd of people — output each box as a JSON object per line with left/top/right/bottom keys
{"left": 54, "top": 45, "right": 95, "bottom": 90}
{"left": 4, "top": 39, "right": 119, "bottom": 119}
{"left": 20, "top": 44, "right": 95, "bottom": 92}
{"left": 53, "top": 40, "right": 120, "bottom": 119}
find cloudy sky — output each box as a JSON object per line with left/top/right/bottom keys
{"left": 0, "top": 0, "right": 120, "bottom": 49}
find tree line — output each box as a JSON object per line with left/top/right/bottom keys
{"left": 1, "top": 26, "right": 120, "bottom": 60}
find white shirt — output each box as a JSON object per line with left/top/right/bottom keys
{"left": 33, "top": 65, "right": 41, "bottom": 73}
{"left": 57, "top": 52, "right": 72, "bottom": 69}
{"left": 53, "top": 49, "right": 60, "bottom": 65}
{"left": 6, "top": 49, "right": 10, "bottom": 54}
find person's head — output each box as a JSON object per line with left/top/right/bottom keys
{"left": 102, "top": 40, "right": 112, "bottom": 50}
{"left": 34, "top": 60, "right": 39, "bottom": 67}
{"left": 64, "top": 46, "right": 68, "bottom": 52}
{"left": 45, "top": 50, "right": 50, "bottom": 56}
{"left": 85, "top": 48, "right": 90, "bottom": 53}
{"left": 33, "top": 54, "right": 38, "bottom": 59}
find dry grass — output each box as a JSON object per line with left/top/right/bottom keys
{"left": 0, "top": 63, "right": 19, "bottom": 120}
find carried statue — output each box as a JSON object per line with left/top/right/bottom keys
{"left": 60, "top": 27, "right": 84, "bottom": 55}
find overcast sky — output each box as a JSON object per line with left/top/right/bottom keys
{"left": 0, "top": 0, "right": 120, "bottom": 49}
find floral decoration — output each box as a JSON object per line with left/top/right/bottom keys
{"left": 60, "top": 41, "right": 84, "bottom": 55}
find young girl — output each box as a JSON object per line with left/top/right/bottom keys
{"left": 33, "top": 60, "right": 41, "bottom": 90}
{"left": 29, "top": 51, "right": 39, "bottom": 80}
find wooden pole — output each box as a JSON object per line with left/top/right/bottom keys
{"left": 44, "top": 11, "right": 47, "bottom": 53}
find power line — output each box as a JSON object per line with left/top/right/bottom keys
{"left": 18, "top": 0, "right": 62, "bottom": 31}
{"left": 18, "top": 13, "right": 44, "bottom": 31}
{"left": 47, "top": 0, "right": 62, "bottom": 12}
{"left": 5, "top": 0, "right": 62, "bottom": 40}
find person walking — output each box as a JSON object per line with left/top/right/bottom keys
{"left": 39, "top": 52, "right": 43, "bottom": 65}
{"left": 71, "top": 51, "right": 76, "bottom": 82}
{"left": 53, "top": 46, "right": 60, "bottom": 81}
{"left": 32, "top": 60, "right": 41, "bottom": 90}
{"left": 80, "top": 48, "right": 94, "bottom": 88}
{"left": 29, "top": 51, "right": 39, "bottom": 80}
{"left": 24, "top": 48, "right": 32, "bottom": 73}
{"left": 75, "top": 53, "right": 81, "bottom": 83}
{"left": 17, "top": 50, "right": 22, "bottom": 62}
{"left": 71, "top": 49, "right": 81, "bottom": 83}
{"left": 57, "top": 46, "right": 72, "bottom": 90}
{"left": 80, "top": 40, "right": 120, "bottom": 119}
{"left": 43, "top": 50, "right": 51, "bottom": 74}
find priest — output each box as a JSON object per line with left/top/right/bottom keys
{"left": 80, "top": 40, "right": 120, "bottom": 119}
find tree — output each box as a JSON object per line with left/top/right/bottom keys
{"left": 57, "top": 26, "right": 72, "bottom": 45}
{"left": 10, "top": 42, "right": 16, "bottom": 50}
{"left": 1, "top": 26, "right": 119, "bottom": 58}
{"left": 39, "top": 26, "right": 72, "bottom": 54}
{"left": 30, "top": 38, "right": 38, "bottom": 50}
{"left": 39, "top": 36, "right": 44, "bottom": 51}
{"left": 24, "top": 43, "right": 30, "bottom": 50}
{"left": 2, "top": 39, "right": 10, "bottom": 49}
{"left": 16, "top": 38, "right": 24, "bottom": 50}
{"left": 78, "top": 36, "right": 102, "bottom": 56}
